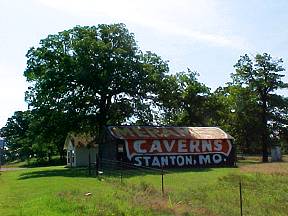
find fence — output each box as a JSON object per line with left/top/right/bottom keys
{"left": 88, "top": 158, "right": 166, "bottom": 195}
{"left": 86, "top": 158, "right": 246, "bottom": 215}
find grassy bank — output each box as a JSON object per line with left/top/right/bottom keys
{"left": 1, "top": 160, "right": 288, "bottom": 215}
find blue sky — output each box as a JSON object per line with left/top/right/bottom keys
{"left": 1, "top": 0, "right": 288, "bottom": 128}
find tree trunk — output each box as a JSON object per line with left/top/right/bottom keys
{"left": 97, "top": 94, "right": 111, "bottom": 160}
{"left": 97, "top": 123, "right": 105, "bottom": 160}
{"left": 262, "top": 130, "right": 269, "bottom": 162}
{"left": 261, "top": 94, "right": 269, "bottom": 162}
{"left": 57, "top": 144, "right": 65, "bottom": 162}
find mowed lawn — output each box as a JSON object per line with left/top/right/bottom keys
{"left": 1, "top": 159, "right": 288, "bottom": 216}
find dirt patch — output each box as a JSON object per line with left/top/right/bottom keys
{"left": 240, "top": 162, "right": 288, "bottom": 175}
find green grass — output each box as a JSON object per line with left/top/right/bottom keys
{"left": 1, "top": 162, "right": 288, "bottom": 216}
{"left": 2, "top": 156, "right": 65, "bottom": 168}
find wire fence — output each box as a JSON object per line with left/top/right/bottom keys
{"left": 81, "top": 158, "right": 286, "bottom": 216}
{"left": 73, "top": 157, "right": 288, "bottom": 216}
{"left": 90, "top": 158, "right": 166, "bottom": 187}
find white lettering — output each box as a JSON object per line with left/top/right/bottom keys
{"left": 133, "top": 140, "right": 147, "bottom": 153}
{"left": 202, "top": 140, "right": 212, "bottom": 152}
{"left": 143, "top": 156, "right": 150, "bottom": 166}
{"left": 178, "top": 140, "right": 188, "bottom": 152}
{"left": 149, "top": 140, "right": 162, "bottom": 153}
{"left": 170, "top": 156, "right": 176, "bottom": 165}
{"left": 134, "top": 157, "right": 142, "bottom": 166}
{"left": 163, "top": 140, "right": 175, "bottom": 152}
{"left": 199, "top": 155, "right": 211, "bottom": 165}
{"left": 214, "top": 140, "right": 222, "bottom": 151}
{"left": 212, "top": 154, "right": 222, "bottom": 164}
{"left": 161, "top": 156, "right": 169, "bottom": 166}
{"left": 177, "top": 156, "right": 185, "bottom": 166}
{"left": 185, "top": 156, "right": 193, "bottom": 165}
{"left": 189, "top": 140, "right": 200, "bottom": 152}
{"left": 152, "top": 157, "right": 161, "bottom": 167}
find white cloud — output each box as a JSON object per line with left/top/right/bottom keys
{"left": 37, "top": 0, "right": 250, "bottom": 50}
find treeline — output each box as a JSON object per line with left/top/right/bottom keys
{"left": 1, "top": 24, "right": 288, "bottom": 163}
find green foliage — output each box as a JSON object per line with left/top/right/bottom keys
{"left": 159, "top": 69, "right": 214, "bottom": 126}
{"left": 211, "top": 85, "right": 263, "bottom": 153}
{"left": 24, "top": 24, "right": 169, "bottom": 131}
{"left": 233, "top": 53, "right": 286, "bottom": 91}
{"left": 0, "top": 111, "right": 32, "bottom": 160}
{"left": 232, "top": 53, "right": 288, "bottom": 161}
{"left": 12, "top": 23, "right": 170, "bottom": 160}
{"left": 0, "top": 110, "right": 69, "bottom": 162}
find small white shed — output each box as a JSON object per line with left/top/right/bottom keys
{"left": 64, "top": 133, "right": 98, "bottom": 167}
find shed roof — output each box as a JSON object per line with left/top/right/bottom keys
{"left": 108, "top": 126, "right": 233, "bottom": 140}
{"left": 64, "top": 133, "right": 97, "bottom": 149}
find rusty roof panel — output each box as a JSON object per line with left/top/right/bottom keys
{"left": 64, "top": 133, "right": 98, "bottom": 149}
{"left": 108, "top": 126, "right": 234, "bottom": 140}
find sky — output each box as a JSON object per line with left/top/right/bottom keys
{"left": 1, "top": 0, "right": 288, "bottom": 128}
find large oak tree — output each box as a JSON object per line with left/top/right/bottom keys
{"left": 24, "top": 24, "right": 169, "bottom": 154}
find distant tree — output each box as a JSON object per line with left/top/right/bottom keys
{"left": 24, "top": 24, "right": 169, "bottom": 155}
{"left": 212, "top": 85, "right": 262, "bottom": 154}
{"left": 27, "top": 109, "right": 76, "bottom": 161}
{"left": 268, "top": 94, "right": 288, "bottom": 152}
{"left": 0, "top": 110, "right": 70, "bottom": 162}
{"left": 0, "top": 111, "right": 32, "bottom": 161}
{"left": 159, "top": 69, "right": 214, "bottom": 126}
{"left": 232, "top": 53, "right": 287, "bottom": 162}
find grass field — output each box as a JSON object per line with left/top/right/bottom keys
{"left": 1, "top": 157, "right": 288, "bottom": 216}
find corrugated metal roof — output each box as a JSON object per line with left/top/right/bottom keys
{"left": 108, "top": 126, "right": 234, "bottom": 140}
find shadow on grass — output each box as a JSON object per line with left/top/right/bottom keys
{"left": 18, "top": 167, "right": 92, "bottom": 180}
{"left": 5, "top": 158, "right": 66, "bottom": 168}
{"left": 17, "top": 165, "right": 217, "bottom": 181}
{"left": 17, "top": 157, "right": 237, "bottom": 180}
{"left": 19, "top": 158, "right": 66, "bottom": 168}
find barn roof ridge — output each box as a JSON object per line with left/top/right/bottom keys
{"left": 107, "top": 125, "right": 234, "bottom": 140}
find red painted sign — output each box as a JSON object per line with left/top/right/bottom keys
{"left": 125, "top": 139, "right": 232, "bottom": 159}
{"left": 108, "top": 126, "right": 235, "bottom": 167}
{"left": 124, "top": 139, "right": 232, "bottom": 167}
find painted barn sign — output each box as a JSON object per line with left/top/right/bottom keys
{"left": 108, "top": 126, "right": 235, "bottom": 168}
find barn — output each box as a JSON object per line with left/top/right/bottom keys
{"left": 65, "top": 126, "right": 235, "bottom": 168}
{"left": 101, "top": 126, "right": 235, "bottom": 168}
{"left": 64, "top": 133, "right": 98, "bottom": 167}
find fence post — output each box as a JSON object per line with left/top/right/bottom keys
{"left": 120, "top": 157, "right": 123, "bottom": 183}
{"left": 96, "top": 154, "right": 99, "bottom": 177}
{"left": 239, "top": 180, "right": 243, "bottom": 216}
{"left": 161, "top": 165, "right": 164, "bottom": 196}
{"left": 88, "top": 150, "right": 91, "bottom": 175}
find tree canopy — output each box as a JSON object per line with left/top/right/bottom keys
{"left": 24, "top": 23, "right": 168, "bottom": 140}
{"left": 158, "top": 69, "right": 214, "bottom": 126}
{"left": 8, "top": 23, "right": 169, "bottom": 160}
{"left": 232, "top": 53, "right": 288, "bottom": 162}
{"left": 1, "top": 24, "right": 288, "bottom": 163}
